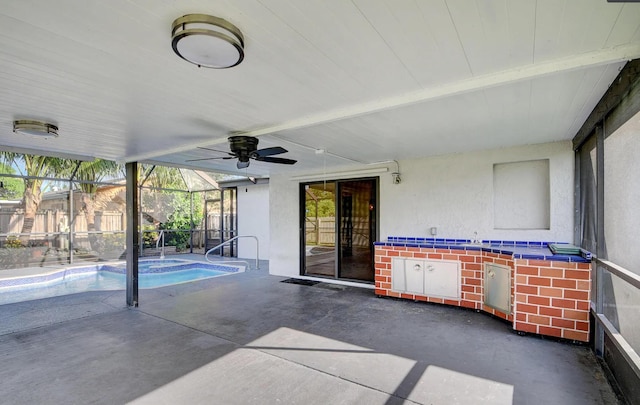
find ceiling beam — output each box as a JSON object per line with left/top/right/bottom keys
{"left": 122, "top": 43, "right": 640, "bottom": 163}
{"left": 572, "top": 58, "right": 640, "bottom": 149}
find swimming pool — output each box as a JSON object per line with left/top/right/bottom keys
{"left": 0, "top": 259, "right": 241, "bottom": 305}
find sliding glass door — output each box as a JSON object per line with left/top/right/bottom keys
{"left": 301, "top": 178, "right": 377, "bottom": 282}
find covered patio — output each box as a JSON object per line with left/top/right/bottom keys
{"left": 1, "top": 1, "right": 640, "bottom": 404}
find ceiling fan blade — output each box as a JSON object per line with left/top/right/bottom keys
{"left": 255, "top": 156, "right": 297, "bottom": 165}
{"left": 185, "top": 157, "right": 221, "bottom": 162}
{"left": 252, "top": 146, "right": 288, "bottom": 158}
{"left": 197, "top": 146, "right": 235, "bottom": 156}
{"left": 186, "top": 156, "right": 230, "bottom": 162}
{"left": 237, "top": 160, "right": 250, "bottom": 169}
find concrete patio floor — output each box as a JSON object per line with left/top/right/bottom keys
{"left": 0, "top": 257, "right": 621, "bottom": 404}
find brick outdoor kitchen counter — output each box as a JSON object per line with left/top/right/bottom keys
{"left": 374, "top": 237, "right": 592, "bottom": 342}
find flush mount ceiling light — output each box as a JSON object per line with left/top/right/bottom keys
{"left": 171, "top": 14, "right": 244, "bottom": 68}
{"left": 13, "top": 120, "right": 58, "bottom": 138}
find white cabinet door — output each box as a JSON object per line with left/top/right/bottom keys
{"left": 391, "top": 258, "right": 406, "bottom": 292}
{"left": 404, "top": 259, "right": 425, "bottom": 294}
{"left": 424, "top": 259, "right": 460, "bottom": 299}
{"left": 391, "top": 258, "right": 459, "bottom": 298}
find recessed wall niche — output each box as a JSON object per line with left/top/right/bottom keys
{"left": 493, "top": 159, "right": 550, "bottom": 230}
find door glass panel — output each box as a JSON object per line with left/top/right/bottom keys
{"left": 303, "top": 182, "right": 336, "bottom": 277}
{"left": 204, "top": 188, "right": 237, "bottom": 257}
{"left": 338, "top": 180, "right": 375, "bottom": 281}
{"left": 222, "top": 188, "right": 237, "bottom": 256}
{"left": 205, "top": 191, "right": 221, "bottom": 253}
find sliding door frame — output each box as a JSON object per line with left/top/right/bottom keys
{"left": 299, "top": 177, "right": 379, "bottom": 282}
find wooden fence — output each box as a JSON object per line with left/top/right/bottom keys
{"left": 305, "top": 217, "right": 370, "bottom": 247}
{"left": 305, "top": 217, "right": 335, "bottom": 246}
{"left": 0, "top": 210, "right": 125, "bottom": 236}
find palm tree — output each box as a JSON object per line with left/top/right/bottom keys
{"left": 140, "top": 165, "right": 187, "bottom": 225}
{"left": 0, "top": 153, "right": 66, "bottom": 245}
{"left": 71, "top": 159, "right": 123, "bottom": 251}
{"left": 141, "top": 164, "right": 186, "bottom": 189}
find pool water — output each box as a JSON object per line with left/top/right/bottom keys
{"left": 102, "top": 268, "right": 228, "bottom": 288}
{"left": 0, "top": 260, "right": 238, "bottom": 305}
{"left": 60, "top": 267, "right": 229, "bottom": 289}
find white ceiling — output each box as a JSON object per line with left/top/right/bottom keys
{"left": 1, "top": 0, "right": 640, "bottom": 177}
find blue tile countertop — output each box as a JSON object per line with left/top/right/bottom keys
{"left": 374, "top": 237, "right": 592, "bottom": 263}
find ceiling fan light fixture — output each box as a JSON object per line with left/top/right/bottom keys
{"left": 13, "top": 120, "right": 58, "bottom": 138}
{"left": 171, "top": 14, "right": 244, "bottom": 69}
{"left": 188, "top": 136, "right": 296, "bottom": 169}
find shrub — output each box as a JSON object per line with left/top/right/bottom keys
{"left": 5, "top": 235, "right": 23, "bottom": 248}
{"left": 100, "top": 233, "right": 125, "bottom": 253}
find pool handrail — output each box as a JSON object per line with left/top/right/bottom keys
{"left": 205, "top": 235, "right": 259, "bottom": 270}
{"left": 156, "top": 230, "right": 165, "bottom": 260}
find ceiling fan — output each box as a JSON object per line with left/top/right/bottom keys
{"left": 187, "top": 136, "right": 297, "bottom": 169}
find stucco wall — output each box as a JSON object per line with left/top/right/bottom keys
{"left": 268, "top": 175, "right": 299, "bottom": 276}
{"left": 269, "top": 141, "right": 575, "bottom": 278}
{"left": 237, "top": 183, "right": 270, "bottom": 260}
{"left": 380, "top": 141, "right": 574, "bottom": 242}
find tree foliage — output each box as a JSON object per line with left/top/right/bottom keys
{"left": 0, "top": 155, "right": 211, "bottom": 253}
{"left": 72, "top": 159, "right": 123, "bottom": 194}
{"left": 0, "top": 152, "right": 67, "bottom": 242}
{"left": 68, "top": 159, "right": 123, "bottom": 252}
{"left": 0, "top": 162, "right": 25, "bottom": 199}
{"left": 140, "top": 165, "right": 206, "bottom": 250}
{"left": 305, "top": 188, "right": 335, "bottom": 218}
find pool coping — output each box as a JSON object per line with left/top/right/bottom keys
{"left": 0, "top": 259, "right": 243, "bottom": 289}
